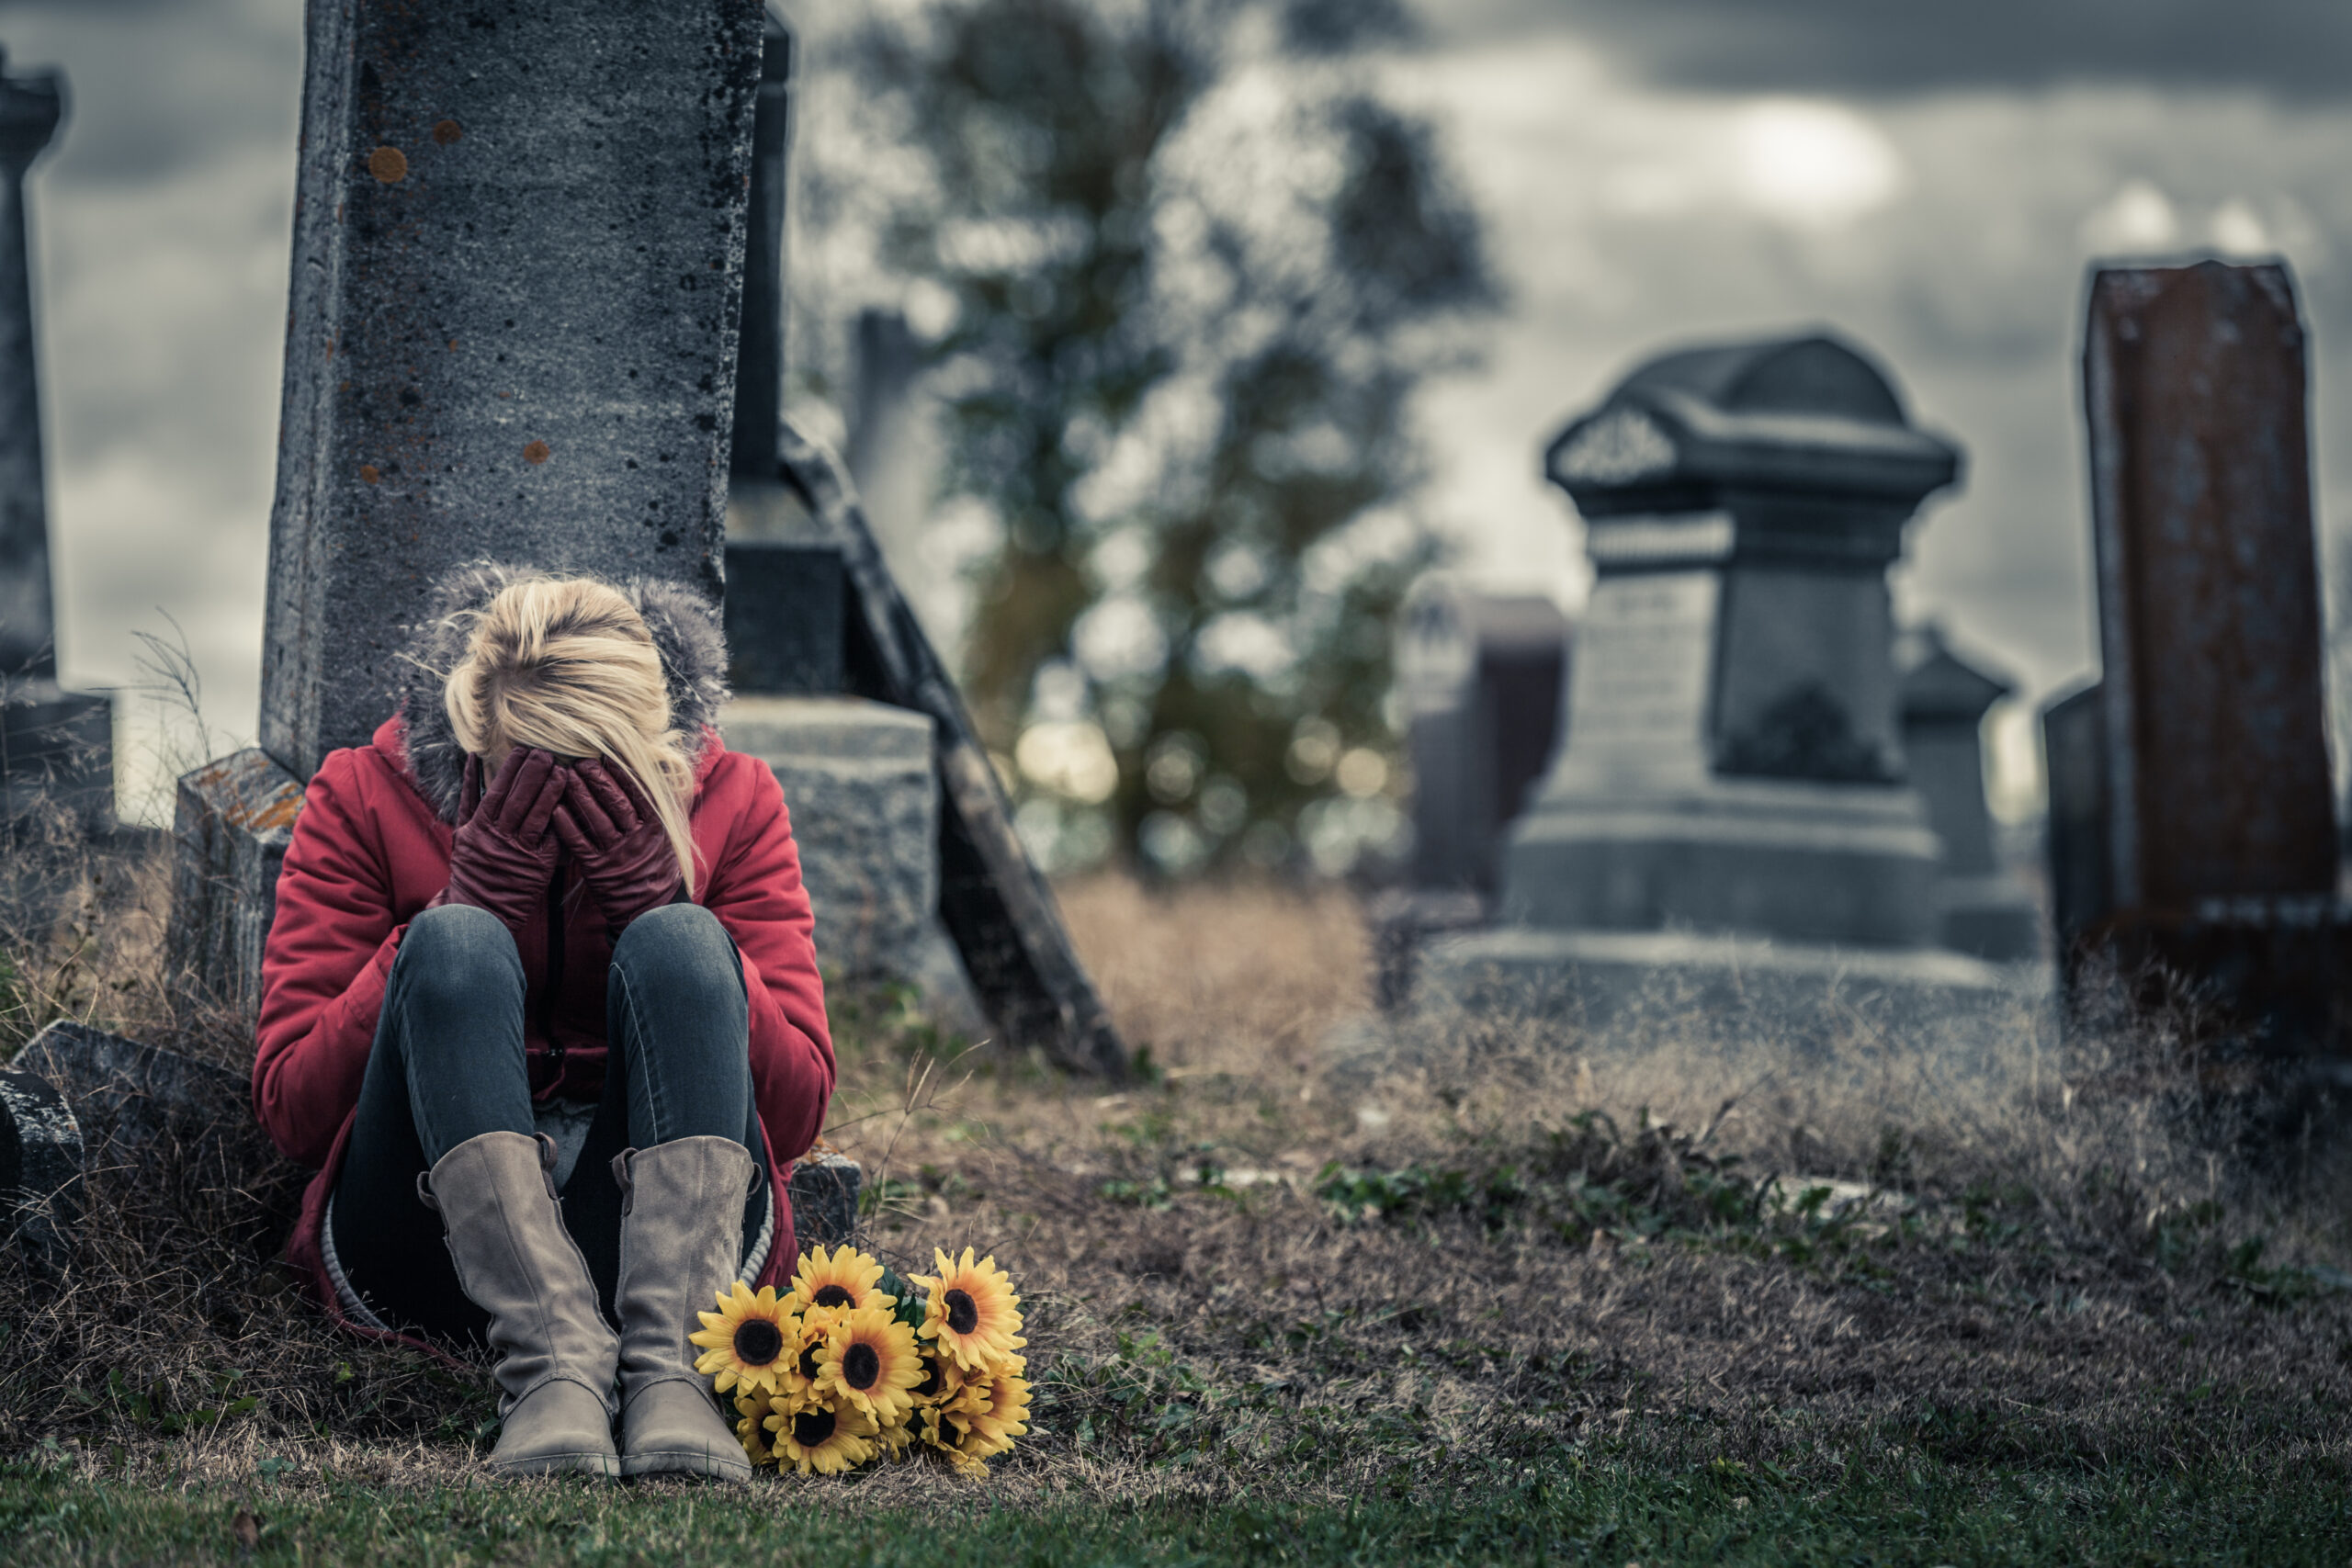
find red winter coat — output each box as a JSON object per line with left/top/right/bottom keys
{"left": 255, "top": 714, "right": 834, "bottom": 1341}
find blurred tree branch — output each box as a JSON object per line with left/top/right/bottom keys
{"left": 845, "top": 0, "right": 1498, "bottom": 876}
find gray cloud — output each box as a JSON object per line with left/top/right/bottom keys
{"left": 1418, "top": 0, "right": 2352, "bottom": 99}
{"left": 0, "top": 0, "right": 298, "bottom": 186}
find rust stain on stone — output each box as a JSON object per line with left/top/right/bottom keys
{"left": 431, "top": 118, "right": 463, "bottom": 147}
{"left": 227, "top": 788, "right": 303, "bottom": 833}
{"left": 368, "top": 145, "right": 408, "bottom": 184}
{"left": 359, "top": 464, "right": 380, "bottom": 486}
{"left": 523, "top": 440, "right": 551, "bottom": 466}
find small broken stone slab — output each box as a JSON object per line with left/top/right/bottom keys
{"left": 0, "top": 1066, "right": 81, "bottom": 1276}
{"left": 12, "top": 1021, "right": 244, "bottom": 1159}
{"left": 787, "top": 1149, "right": 862, "bottom": 1251}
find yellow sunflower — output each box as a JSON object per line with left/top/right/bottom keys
{"left": 957, "top": 1356, "right": 1033, "bottom": 1460}
{"left": 690, "top": 1281, "right": 794, "bottom": 1395}
{"left": 783, "top": 1243, "right": 896, "bottom": 1316}
{"left": 814, "top": 1305, "right": 925, "bottom": 1427}
{"left": 910, "top": 1247, "right": 1026, "bottom": 1371}
{"left": 774, "top": 1308, "right": 843, "bottom": 1401}
{"left": 733, "top": 1389, "right": 778, "bottom": 1467}
{"left": 763, "top": 1391, "right": 879, "bottom": 1476}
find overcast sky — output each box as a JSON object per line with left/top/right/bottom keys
{"left": 4, "top": 0, "right": 2350, "bottom": 818}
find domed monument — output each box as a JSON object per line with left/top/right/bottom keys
{"left": 1421, "top": 332, "right": 2016, "bottom": 1032}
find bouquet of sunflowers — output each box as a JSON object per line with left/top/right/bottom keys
{"left": 692, "top": 1243, "right": 1030, "bottom": 1476}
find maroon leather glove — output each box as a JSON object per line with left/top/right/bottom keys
{"left": 443, "top": 747, "right": 568, "bottom": 932}
{"left": 552, "top": 758, "right": 686, "bottom": 939}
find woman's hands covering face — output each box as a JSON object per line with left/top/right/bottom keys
{"left": 443, "top": 746, "right": 568, "bottom": 931}
{"left": 551, "top": 758, "right": 686, "bottom": 939}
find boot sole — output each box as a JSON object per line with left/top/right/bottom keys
{"left": 489, "top": 1450, "right": 624, "bottom": 1480}
{"left": 622, "top": 1450, "right": 753, "bottom": 1483}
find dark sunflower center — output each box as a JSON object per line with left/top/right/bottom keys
{"left": 732, "top": 1318, "right": 784, "bottom": 1366}
{"left": 799, "top": 1345, "right": 823, "bottom": 1381}
{"left": 811, "top": 1284, "right": 854, "bottom": 1309}
{"left": 842, "top": 1342, "right": 881, "bottom": 1390}
{"left": 945, "top": 1288, "right": 979, "bottom": 1335}
{"left": 913, "top": 1358, "right": 944, "bottom": 1397}
{"left": 791, "top": 1407, "right": 837, "bottom": 1448}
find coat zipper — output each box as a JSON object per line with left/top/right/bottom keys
{"left": 540, "top": 863, "right": 566, "bottom": 1082}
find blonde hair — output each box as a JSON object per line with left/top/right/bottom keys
{"left": 443, "top": 576, "right": 699, "bottom": 894}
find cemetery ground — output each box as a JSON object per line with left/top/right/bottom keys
{"left": 0, "top": 843, "right": 2349, "bottom": 1562}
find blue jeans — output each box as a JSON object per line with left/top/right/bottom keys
{"left": 329, "top": 902, "right": 766, "bottom": 1341}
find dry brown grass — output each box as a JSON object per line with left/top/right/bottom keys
{"left": 3, "top": 857, "right": 2350, "bottom": 1506}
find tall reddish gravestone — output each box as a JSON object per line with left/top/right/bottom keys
{"left": 167, "top": 0, "right": 767, "bottom": 1021}
{"left": 2066, "top": 260, "right": 2341, "bottom": 1066}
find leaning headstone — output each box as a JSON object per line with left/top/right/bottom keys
{"left": 0, "top": 47, "right": 112, "bottom": 833}
{"left": 168, "top": 0, "right": 770, "bottom": 1021}
{"left": 1421, "top": 333, "right": 2010, "bottom": 1041}
{"left": 1896, "top": 623, "right": 2040, "bottom": 962}
{"left": 2072, "top": 260, "right": 2341, "bottom": 1066}
{"left": 783, "top": 423, "right": 1127, "bottom": 1077}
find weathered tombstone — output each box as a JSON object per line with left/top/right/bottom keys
{"left": 1896, "top": 623, "right": 2040, "bottom": 962}
{"left": 2063, "top": 260, "right": 2343, "bottom": 1068}
{"left": 1422, "top": 333, "right": 2008, "bottom": 1036}
{"left": 1397, "top": 581, "right": 1571, "bottom": 896}
{"left": 168, "top": 0, "right": 771, "bottom": 1021}
{"left": 704, "top": 15, "right": 970, "bottom": 1030}
{"left": 0, "top": 47, "right": 111, "bottom": 832}
{"left": 2040, "top": 682, "right": 2109, "bottom": 966}
{"left": 1373, "top": 581, "right": 1568, "bottom": 1008}
{"left": 722, "top": 12, "right": 846, "bottom": 700}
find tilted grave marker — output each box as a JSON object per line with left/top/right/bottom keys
{"left": 779, "top": 423, "right": 1128, "bottom": 1078}
{"left": 2066, "top": 260, "right": 2343, "bottom": 1068}
{"left": 169, "top": 0, "right": 769, "bottom": 1019}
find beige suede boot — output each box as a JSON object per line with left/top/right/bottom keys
{"left": 421, "top": 1131, "right": 621, "bottom": 1479}
{"left": 610, "top": 1136, "right": 756, "bottom": 1482}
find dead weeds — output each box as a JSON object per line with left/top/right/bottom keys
{"left": 2, "top": 860, "right": 2350, "bottom": 1506}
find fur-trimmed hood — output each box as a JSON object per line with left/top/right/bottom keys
{"left": 391, "top": 561, "right": 731, "bottom": 824}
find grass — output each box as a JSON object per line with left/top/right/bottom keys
{"left": 0, "top": 1439, "right": 2345, "bottom": 1564}
{"left": 4, "top": 861, "right": 2352, "bottom": 1562}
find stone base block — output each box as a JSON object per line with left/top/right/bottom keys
{"left": 1936, "top": 874, "right": 2044, "bottom": 964}
{"left": 721, "top": 695, "right": 937, "bottom": 976}
{"left": 1417, "top": 925, "right": 2047, "bottom": 1081}
{"left": 166, "top": 747, "right": 304, "bottom": 1023}
{"left": 786, "top": 1149, "right": 862, "bottom": 1250}
{"left": 1503, "top": 776, "right": 1944, "bottom": 949}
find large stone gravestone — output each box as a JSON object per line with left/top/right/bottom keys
{"left": 168, "top": 0, "right": 769, "bottom": 1021}
{"left": 1421, "top": 333, "right": 2009, "bottom": 1039}
{"left": 2058, "top": 261, "right": 2344, "bottom": 1071}
{"left": 0, "top": 48, "right": 111, "bottom": 833}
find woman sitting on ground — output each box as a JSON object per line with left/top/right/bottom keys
{"left": 252, "top": 565, "right": 832, "bottom": 1483}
